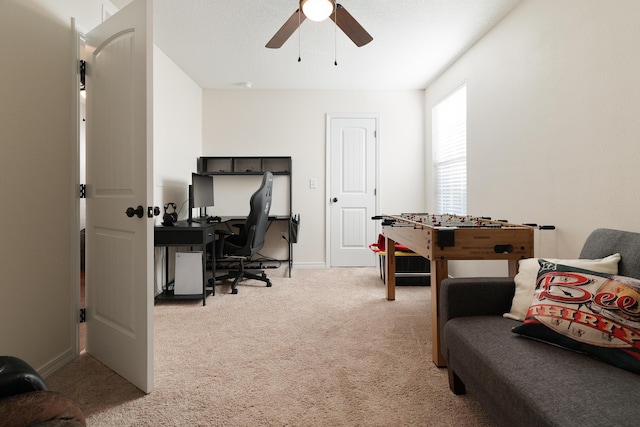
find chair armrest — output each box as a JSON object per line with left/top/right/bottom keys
{"left": 214, "top": 229, "right": 232, "bottom": 258}
{"left": 245, "top": 225, "right": 257, "bottom": 252}
{"left": 440, "top": 277, "right": 515, "bottom": 322}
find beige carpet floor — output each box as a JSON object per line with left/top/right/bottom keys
{"left": 47, "top": 267, "right": 495, "bottom": 426}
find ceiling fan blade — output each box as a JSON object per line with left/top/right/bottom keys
{"left": 266, "top": 9, "right": 306, "bottom": 49}
{"left": 330, "top": 4, "right": 373, "bottom": 47}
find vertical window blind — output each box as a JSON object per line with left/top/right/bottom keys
{"left": 432, "top": 84, "right": 467, "bottom": 215}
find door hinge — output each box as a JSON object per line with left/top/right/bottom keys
{"left": 374, "top": 130, "right": 377, "bottom": 138}
{"left": 79, "top": 308, "right": 86, "bottom": 323}
{"left": 79, "top": 184, "right": 86, "bottom": 199}
{"left": 79, "top": 60, "right": 86, "bottom": 90}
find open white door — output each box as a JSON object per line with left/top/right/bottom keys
{"left": 328, "top": 116, "right": 378, "bottom": 267}
{"left": 85, "top": 0, "right": 154, "bottom": 393}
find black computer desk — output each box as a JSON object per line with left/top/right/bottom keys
{"left": 154, "top": 220, "right": 216, "bottom": 306}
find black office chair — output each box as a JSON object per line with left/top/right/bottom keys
{"left": 214, "top": 172, "right": 273, "bottom": 294}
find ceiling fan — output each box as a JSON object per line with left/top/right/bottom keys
{"left": 266, "top": 0, "right": 373, "bottom": 49}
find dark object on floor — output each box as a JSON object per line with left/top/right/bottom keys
{"left": 387, "top": 254, "right": 430, "bottom": 286}
{"left": 0, "top": 356, "right": 85, "bottom": 426}
{"left": 370, "top": 234, "right": 430, "bottom": 285}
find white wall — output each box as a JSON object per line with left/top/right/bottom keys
{"left": 153, "top": 45, "right": 203, "bottom": 291}
{"left": 425, "top": 0, "right": 640, "bottom": 276}
{"left": 0, "top": 0, "right": 201, "bottom": 374}
{"left": 0, "top": 0, "right": 113, "bottom": 374}
{"left": 153, "top": 45, "right": 203, "bottom": 223}
{"left": 202, "top": 90, "right": 425, "bottom": 266}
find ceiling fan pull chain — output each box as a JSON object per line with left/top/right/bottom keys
{"left": 334, "top": 7, "right": 338, "bottom": 66}
{"left": 298, "top": 9, "right": 302, "bottom": 62}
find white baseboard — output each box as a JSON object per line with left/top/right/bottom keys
{"left": 40, "top": 347, "right": 76, "bottom": 379}
{"left": 292, "top": 262, "right": 327, "bottom": 269}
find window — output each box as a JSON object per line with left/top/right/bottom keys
{"left": 432, "top": 84, "right": 467, "bottom": 215}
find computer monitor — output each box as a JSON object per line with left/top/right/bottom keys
{"left": 188, "top": 173, "right": 214, "bottom": 222}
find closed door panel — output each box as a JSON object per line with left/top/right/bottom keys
{"left": 329, "top": 117, "right": 377, "bottom": 267}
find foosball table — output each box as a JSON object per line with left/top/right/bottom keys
{"left": 379, "top": 213, "right": 535, "bottom": 367}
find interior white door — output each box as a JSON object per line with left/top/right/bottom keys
{"left": 85, "top": 0, "right": 154, "bottom": 393}
{"left": 329, "top": 116, "right": 377, "bottom": 267}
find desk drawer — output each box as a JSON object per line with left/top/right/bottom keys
{"left": 155, "top": 228, "right": 215, "bottom": 246}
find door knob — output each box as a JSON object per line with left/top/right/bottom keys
{"left": 126, "top": 206, "right": 144, "bottom": 218}
{"left": 332, "top": 197, "right": 338, "bottom": 203}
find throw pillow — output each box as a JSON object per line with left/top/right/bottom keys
{"left": 512, "top": 261, "right": 640, "bottom": 375}
{"left": 503, "top": 253, "right": 620, "bottom": 321}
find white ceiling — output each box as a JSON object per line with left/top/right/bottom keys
{"left": 110, "top": 0, "right": 524, "bottom": 90}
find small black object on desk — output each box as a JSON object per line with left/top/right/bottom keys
{"left": 162, "top": 202, "right": 178, "bottom": 226}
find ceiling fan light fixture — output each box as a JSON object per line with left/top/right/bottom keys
{"left": 301, "top": 0, "right": 335, "bottom": 22}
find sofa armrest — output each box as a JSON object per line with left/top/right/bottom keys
{"left": 439, "top": 277, "right": 515, "bottom": 363}
{"left": 440, "top": 277, "right": 515, "bottom": 323}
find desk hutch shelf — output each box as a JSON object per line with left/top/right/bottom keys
{"left": 197, "top": 156, "right": 296, "bottom": 275}
{"left": 197, "top": 156, "right": 291, "bottom": 176}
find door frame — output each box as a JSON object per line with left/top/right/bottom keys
{"left": 70, "top": 17, "right": 84, "bottom": 361}
{"left": 325, "top": 113, "right": 380, "bottom": 268}
{"left": 70, "top": 0, "right": 154, "bottom": 393}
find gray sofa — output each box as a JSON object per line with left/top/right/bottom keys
{"left": 439, "top": 228, "right": 640, "bottom": 427}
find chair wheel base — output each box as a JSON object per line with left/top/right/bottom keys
{"left": 266, "top": 282, "right": 272, "bottom": 287}
{"left": 231, "top": 288, "right": 238, "bottom": 294}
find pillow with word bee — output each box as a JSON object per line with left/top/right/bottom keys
{"left": 504, "top": 254, "right": 620, "bottom": 321}
{"left": 512, "top": 260, "right": 640, "bottom": 375}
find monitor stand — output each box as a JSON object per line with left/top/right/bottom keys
{"left": 189, "top": 216, "right": 208, "bottom": 224}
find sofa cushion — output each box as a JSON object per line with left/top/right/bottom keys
{"left": 446, "top": 315, "right": 640, "bottom": 426}
{"left": 512, "top": 261, "right": 640, "bottom": 375}
{"left": 504, "top": 254, "right": 620, "bottom": 321}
